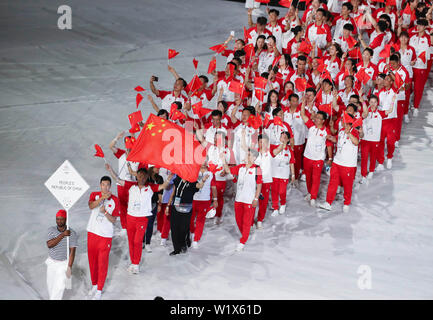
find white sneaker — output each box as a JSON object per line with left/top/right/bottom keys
{"left": 127, "top": 264, "right": 135, "bottom": 274}
{"left": 144, "top": 245, "right": 152, "bottom": 253}
{"left": 413, "top": 108, "right": 419, "bottom": 117}
{"left": 160, "top": 238, "right": 167, "bottom": 246}
{"left": 376, "top": 164, "right": 385, "bottom": 171}
{"left": 271, "top": 210, "right": 279, "bottom": 217}
{"left": 319, "top": 202, "right": 332, "bottom": 211}
{"left": 343, "top": 205, "right": 350, "bottom": 213}
{"left": 92, "top": 290, "right": 102, "bottom": 300}
{"left": 256, "top": 221, "right": 263, "bottom": 229}
{"left": 88, "top": 285, "right": 97, "bottom": 298}
{"left": 359, "top": 177, "right": 367, "bottom": 184}
{"left": 367, "top": 172, "right": 374, "bottom": 180}
{"left": 304, "top": 193, "right": 311, "bottom": 201}
{"left": 310, "top": 199, "right": 316, "bottom": 207}
{"left": 395, "top": 141, "right": 399, "bottom": 148}
{"left": 131, "top": 264, "right": 139, "bottom": 274}
{"left": 300, "top": 173, "right": 306, "bottom": 181}
{"left": 386, "top": 158, "right": 393, "bottom": 169}
{"left": 279, "top": 205, "right": 286, "bottom": 215}
{"left": 236, "top": 243, "right": 245, "bottom": 252}
{"left": 192, "top": 241, "right": 198, "bottom": 249}
{"left": 404, "top": 114, "right": 410, "bottom": 123}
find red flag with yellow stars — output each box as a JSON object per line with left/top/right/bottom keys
{"left": 127, "top": 114, "right": 207, "bottom": 182}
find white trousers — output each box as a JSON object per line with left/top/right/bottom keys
{"left": 45, "top": 257, "right": 68, "bottom": 300}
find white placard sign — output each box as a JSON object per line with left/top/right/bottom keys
{"left": 44, "top": 160, "right": 89, "bottom": 210}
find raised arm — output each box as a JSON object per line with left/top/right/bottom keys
{"left": 105, "top": 163, "right": 125, "bottom": 187}
{"left": 149, "top": 75, "right": 160, "bottom": 96}
{"left": 109, "top": 131, "right": 125, "bottom": 154}
{"left": 147, "top": 94, "right": 160, "bottom": 113}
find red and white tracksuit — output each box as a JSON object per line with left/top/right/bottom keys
{"left": 409, "top": 33, "right": 431, "bottom": 109}
{"left": 270, "top": 145, "right": 295, "bottom": 210}
{"left": 127, "top": 183, "right": 159, "bottom": 265}
{"left": 303, "top": 120, "right": 333, "bottom": 200}
{"left": 190, "top": 171, "right": 214, "bottom": 242}
{"left": 254, "top": 150, "right": 273, "bottom": 223}
{"left": 229, "top": 164, "right": 262, "bottom": 244}
{"left": 360, "top": 108, "right": 387, "bottom": 177}
{"left": 325, "top": 129, "right": 359, "bottom": 206}
{"left": 377, "top": 88, "right": 397, "bottom": 164}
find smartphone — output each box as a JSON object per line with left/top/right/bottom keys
{"left": 153, "top": 76, "right": 159, "bottom": 82}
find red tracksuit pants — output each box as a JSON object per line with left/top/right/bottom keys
{"left": 157, "top": 203, "right": 171, "bottom": 239}
{"left": 234, "top": 202, "right": 255, "bottom": 244}
{"left": 360, "top": 140, "right": 379, "bottom": 177}
{"left": 377, "top": 119, "right": 396, "bottom": 164}
{"left": 87, "top": 232, "right": 112, "bottom": 291}
{"left": 271, "top": 178, "right": 289, "bottom": 210}
{"left": 293, "top": 144, "right": 305, "bottom": 179}
{"left": 257, "top": 182, "right": 271, "bottom": 223}
{"left": 303, "top": 157, "right": 324, "bottom": 200}
{"left": 214, "top": 180, "right": 226, "bottom": 218}
{"left": 326, "top": 163, "right": 357, "bottom": 206}
{"left": 396, "top": 100, "right": 405, "bottom": 142}
{"left": 126, "top": 215, "right": 148, "bottom": 265}
{"left": 404, "top": 84, "right": 411, "bottom": 115}
{"left": 190, "top": 200, "right": 211, "bottom": 242}
{"left": 413, "top": 68, "right": 428, "bottom": 109}
{"left": 117, "top": 180, "right": 135, "bottom": 229}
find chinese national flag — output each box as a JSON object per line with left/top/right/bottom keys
{"left": 379, "top": 44, "right": 392, "bottom": 58}
{"left": 255, "top": 88, "right": 265, "bottom": 102}
{"left": 168, "top": 49, "right": 180, "bottom": 59}
{"left": 279, "top": 0, "right": 292, "bottom": 8}
{"left": 134, "top": 86, "right": 145, "bottom": 92}
{"left": 316, "top": 25, "right": 327, "bottom": 35}
{"left": 351, "top": 117, "right": 363, "bottom": 130}
{"left": 193, "top": 58, "right": 198, "bottom": 70}
{"left": 343, "top": 112, "right": 355, "bottom": 124}
{"left": 209, "top": 43, "right": 226, "bottom": 54}
{"left": 299, "top": 40, "right": 312, "bottom": 54}
{"left": 136, "top": 93, "right": 143, "bottom": 108}
{"left": 254, "top": 76, "right": 267, "bottom": 90}
{"left": 94, "top": 144, "right": 104, "bottom": 158}
{"left": 385, "top": 0, "right": 396, "bottom": 6}
{"left": 394, "top": 71, "right": 403, "bottom": 89}
{"left": 318, "top": 103, "right": 332, "bottom": 116}
{"left": 273, "top": 116, "right": 284, "bottom": 127}
{"left": 349, "top": 47, "right": 362, "bottom": 60}
{"left": 127, "top": 114, "right": 207, "bottom": 182}
{"left": 129, "top": 122, "right": 141, "bottom": 134}
{"left": 192, "top": 100, "right": 213, "bottom": 118}
{"left": 256, "top": 0, "right": 270, "bottom": 3}
{"left": 295, "top": 77, "right": 307, "bottom": 92}
{"left": 419, "top": 51, "right": 426, "bottom": 64}
{"left": 244, "top": 43, "right": 255, "bottom": 65}
{"left": 128, "top": 110, "right": 143, "bottom": 127}
{"left": 248, "top": 114, "right": 263, "bottom": 130}
{"left": 317, "top": 59, "right": 326, "bottom": 73}
{"left": 228, "top": 80, "right": 245, "bottom": 95}
{"left": 346, "top": 36, "right": 357, "bottom": 49}
{"left": 124, "top": 137, "right": 136, "bottom": 149}
{"left": 207, "top": 58, "right": 216, "bottom": 74}
{"left": 185, "top": 75, "right": 203, "bottom": 94}
{"left": 170, "top": 109, "right": 186, "bottom": 122}
{"left": 264, "top": 113, "right": 271, "bottom": 127}
{"left": 355, "top": 68, "right": 371, "bottom": 85}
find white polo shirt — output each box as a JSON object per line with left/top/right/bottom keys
{"left": 270, "top": 145, "right": 295, "bottom": 179}
{"left": 156, "top": 90, "right": 187, "bottom": 112}
{"left": 229, "top": 164, "right": 263, "bottom": 204}
{"left": 362, "top": 108, "right": 386, "bottom": 142}
{"left": 303, "top": 120, "right": 332, "bottom": 161}
{"left": 283, "top": 108, "right": 308, "bottom": 146}
{"left": 127, "top": 183, "right": 160, "bottom": 217}
{"left": 254, "top": 151, "right": 273, "bottom": 184}
{"left": 87, "top": 192, "right": 119, "bottom": 238}
{"left": 334, "top": 128, "right": 359, "bottom": 168}
{"left": 206, "top": 144, "right": 233, "bottom": 181}
{"left": 378, "top": 88, "right": 397, "bottom": 119}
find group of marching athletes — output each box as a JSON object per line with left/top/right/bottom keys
{"left": 46, "top": 0, "right": 433, "bottom": 300}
